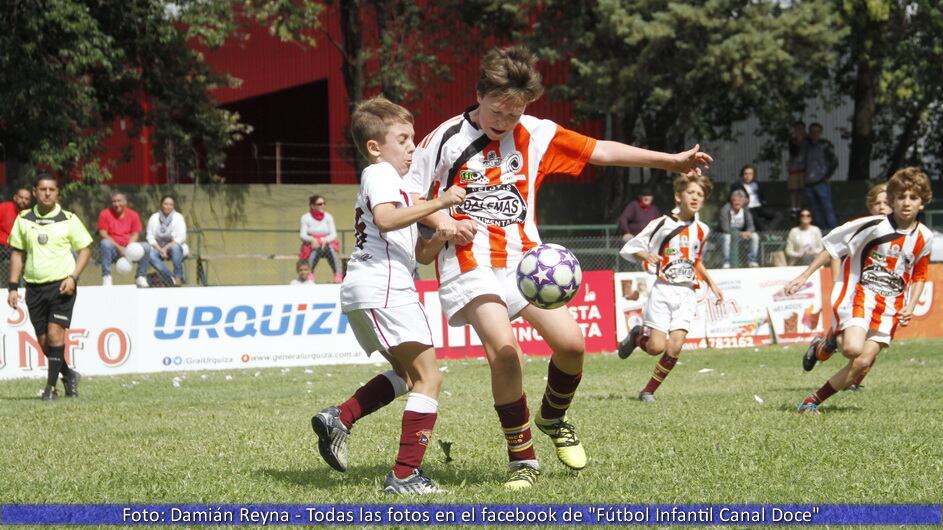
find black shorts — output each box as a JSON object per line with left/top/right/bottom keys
{"left": 25, "top": 280, "right": 77, "bottom": 336}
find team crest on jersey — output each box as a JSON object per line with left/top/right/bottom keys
{"left": 457, "top": 183, "right": 526, "bottom": 227}
{"left": 37, "top": 234, "right": 48, "bottom": 245}
{"left": 503, "top": 152, "right": 523, "bottom": 173}
{"left": 482, "top": 151, "right": 503, "bottom": 168}
{"left": 460, "top": 170, "right": 488, "bottom": 185}
{"left": 887, "top": 243, "right": 902, "bottom": 257}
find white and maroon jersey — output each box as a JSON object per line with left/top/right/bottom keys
{"left": 620, "top": 215, "right": 709, "bottom": 287}
{"left": 404, "top": 106, "right": 597, "bottom": 283}
{"left": 826, "top": 214, "right": 933, "bottom": 333}
{"left": 340, "top": 162, "right": 419, "bottom": 311}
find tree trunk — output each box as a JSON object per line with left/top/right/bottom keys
{"left": 339, "top": 0, "right": 367, "bottom": 177}
{"left": 848, "top": 55, "right": 877, "bottom": 181}
{"left": 883, "top": 102, "right": 925, "bottom": 180}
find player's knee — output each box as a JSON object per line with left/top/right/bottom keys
{"left": 553, "top": 334, "right": 585, "bottom": 359}
{"left": 841, "top": 342, "right": 864, "bottom": 358}
{"left": 491, "top": 345, "right": 522, "bottom": 373}
{"left": 646, "top": 339, "right": 666, "bottom": 355}
{"left": 851, "top": 355, "right": 873, "bottom": 373}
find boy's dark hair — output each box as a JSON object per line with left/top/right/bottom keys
{"left": 33, "top": 172, "right": 58, "bottom": 188}
{"left": 740, "top": 164, "right": 755, "bottom": 177}
{"left": 350, "top": 96, "right": 414, "bottom": 160}
{"left": 296, "top": 259, "right": 310, "bottom": 271}
{"left": 887, "top": 167, "right": 932, "bottom": 205}
{"left": 672, "top": 172, "right": 713, "bottom": 198}
{"left": 476, "top": 47, "right": 544, "bottom": 103}
{"left": 809, "top": 122, "right": 823, "bottom": 132}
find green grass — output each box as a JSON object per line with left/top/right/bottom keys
{"left": 1, "top": 340, "right": 941, "bottom": 515}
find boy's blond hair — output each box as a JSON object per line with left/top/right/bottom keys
{"left": 476, "top": 47, "right": 544, "bottom": 104}
{"left": 887, "top": 167, "right": 932, "bottom": 205}
{"left": 350, "top": 96, "right": 414, "bottom": 160}
{"left": 673, "top": 172, "right": 714, "bottom": 198}
{"left": 865, "top": 182, "right": 887, "bottom": 210}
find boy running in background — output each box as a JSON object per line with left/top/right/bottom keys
{"left": 310, "top": 97, "right": 465, "bottom": 494}
{"left": 802, "top": 182, "right": 893, "bottom": 392}
{"left": 617, "top": 172, "right": 724, "bottom": 401}
{"left": 786, "top": 168, "right": 933, "bottom": 414}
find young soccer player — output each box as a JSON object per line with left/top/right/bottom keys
{"left": 404, "top": 46, "right": 712, "bottom": 489}
{"left": 801, "top": 182, "right": 893, "bottom": 391}
{"left": 786, "top": 167, "right": 933, "bottom": 414}
{"left": 616, "top": 173, "right": 724, "bottom": 401}
{"left": 310, "top": 96, "right": 465, "bottom": 494}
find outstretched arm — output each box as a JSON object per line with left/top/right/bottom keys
{"left": 590, "top": 142, "right": 713, "bottom": 174}
{"left": 695, "top": 261, "right": 724, "bottom": 302}
{"left": 783, "top": 250, "right": 832, "bottom": 295}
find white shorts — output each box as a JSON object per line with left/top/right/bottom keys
{"left": 834, "top": 285, "right": 895, "bottom": 345}
{"left": 439, "top": 266, "right": 529, "bottom": 327}
{"left": 346, "top": 303, "right": 434, "bottom": 358}
{"left": 643, "top": 281, "right": 697, "bottom": 333}
{"left": 837, "top": 317, "right": 892, "bottom": 345}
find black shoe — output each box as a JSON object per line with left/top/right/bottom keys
{"left": 802, "top": 338, "right": 821, "bottom": 372}
{"left": 846, "top": 384, "right": 863, "bottom": 392}
{"left": 618, "top": 325, "right": 642, "bottom": 359}
{"left": 63, "top": 371, "right": 81, "bottom": 397}
{"left": 311, "top": 406, "right": 350, "bottom": 472}
{"left": 41, "top": 385, "right": 59, "bottom": 401}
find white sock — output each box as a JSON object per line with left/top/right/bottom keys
{"left": 404, "top": 392, "right": 438, "bottom": 414}
{"left": 382, "top": 370, "right": 409, "bottom": 398}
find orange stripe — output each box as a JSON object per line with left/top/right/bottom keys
{"left": 852, "top": 284, "right": 866, "bottom": 319}
{"left": 868, "top": 294, "right": 887, "bottom": 330}
{"left": 832, "top": 258, "right": 851, "bottom": 323}
{"left": 512, "top": 125, "right": 536, "bottom": 252}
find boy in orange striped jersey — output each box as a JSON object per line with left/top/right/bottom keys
{"left": 785, "top": 167, "right": 933, "bottom": 414}
{"left": 617, "top": 172, "right": 725, "bottom": 401}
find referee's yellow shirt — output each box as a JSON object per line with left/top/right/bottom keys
{"left": 8, "top": 204, "right": 93, "bottom": 284}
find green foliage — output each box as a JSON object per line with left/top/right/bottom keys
{"left": 1, "top": 341, "right": 941, "bottom": 505}
{"left": 0, "top": 0, "right": 321, "bottom": 187}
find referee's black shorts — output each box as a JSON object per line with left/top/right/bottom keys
{"left": 25, "top": 280, "right": 77, "bottom": 336}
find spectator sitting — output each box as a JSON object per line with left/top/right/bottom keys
{"left": 784, "top": 209, "right": 823, "bottom": 265}
{"left": 137, "top": 195, "right": 188, "bottom": 287}
{"left": 730, "top": 164, "right": 782, "bottom": 231}
{"left": 718, "top": 189, "right": 760, "bottom": 268}
{"left": 0, "top": 187, "right": 33, "bottom": 264}
{"left": 618, "top": 188, "right": 661, "bottom": 241}
{"left": 97, "top": 191, "right": 142, "bottom": 286}
{"left": 299, "top": 194, "right": 342, "bottom": 283}
{"left": 290, "top": 260, "right": 314, "bottom": 285}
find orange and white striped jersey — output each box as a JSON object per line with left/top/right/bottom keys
{"left": 826, "top": 214, "right": 933, "bottom": 335}
{"left": 620, "top": 215, "right": 710, "bottom": 286}
{"left": 404, "top": 106, "right": 597, "bottom": 283}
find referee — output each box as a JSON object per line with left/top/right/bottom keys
{"left": 6, "top": 174, "right": 92, "bottom": 400}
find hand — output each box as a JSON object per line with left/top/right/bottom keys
{"left": 898, "top": 307, "right": 915, "bottom": 326}
{"left": 117, "top": 245, "right": 126, "bottom": 257}
{"left": 436, "top": 221, "right": 457, "bottom": 241}
{"left": 7, "top": 290, "right": 19, "bottom": 309}
{"left": 783, "top": 276, "right": 805, "bottom": 296}
{"left": 645, "top": 253, "right": 660, "bottom": 268}
{"left": 740, "top": 231, "right": 753, "bottom": 240}
{"left": 454, "top": 219, "right": 477, "bottom": 246}
{"left": 670, "top": 144, "right": 714, "bottom": 175}
{"left": 320, "top": 240, "right": 328, "bottom": 249}
{"left": 440, "top": 186, "right": 466, "bottom": 207}
{"left": 160, "top": 248, "right": 169, "bottom": 259}
{"left": 622, "top": 232, "right": 634, "bottom": 242}
{"left": 712, "top": 287, "right": 725, "bottom": 304}
{"left": 59, "top": 276, "right": 76, "bottom": 295}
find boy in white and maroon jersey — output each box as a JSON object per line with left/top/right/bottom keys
{"left": 310, "top": 97, "right": 464, "bottom": 494}
{"left": 404, "top": 46, "right": 713, "bottom": 489}
{"left": 785, "top": 167, "right": 934, "bottom": 414}
{"left": 617, "top": 172, "right": 724, "bottom": 401}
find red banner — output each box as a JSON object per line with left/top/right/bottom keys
{"left": 416, "top": 270, "right": 616, "bottom": 359}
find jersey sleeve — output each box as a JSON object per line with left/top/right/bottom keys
{"left": 403, "top": 138, "right": 438, "bottom": 198}
{"left": 7, "top": 215, "right": 25, "bottom": 250}
{"left": 619, "top": 216, "right": 662, "bottom": 262}
{"left": 539, "top": 124, "right": 597, "bottom": 177}
{"left": 913, "top": 231, "right": 934, "bottom": 282}
{"left": 68, "top": 214, "right": 94, "bottom": 250}
{"left": 363, "top": 164, "right": 407, "bottom": 211}
{"left": 823, "top": 216, "right": 879, "bottom": 260}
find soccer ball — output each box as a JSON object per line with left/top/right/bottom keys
{"left": 125, "top": 242, "right": 146, "bottom": 262}
{"left": 115, "top": 257, "right": 133, "bottom": 275}
{"left": 516, "top": 243, "right": 582, "bottom": 309}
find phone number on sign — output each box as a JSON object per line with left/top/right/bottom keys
{"left": 692, "top": 336, "right": 755, "bottom": 349}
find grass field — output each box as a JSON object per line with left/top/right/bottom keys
{"left": 1, "top": 339, "right": 941, "bottom": 520}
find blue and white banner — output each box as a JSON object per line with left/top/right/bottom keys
{"left": 0, "top": 285, "right": 370, "bottom": 380}
{"left": 1, "top": 504, "right": 940, "bottom": 525}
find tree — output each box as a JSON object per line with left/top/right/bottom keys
{"left": 515, "top": 0, "right": 842, "bottom": 216}
{"left": 0, "top": 0, "right": 323, "bottom": 186}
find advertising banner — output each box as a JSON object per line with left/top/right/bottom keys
{"left": 614, "top": 267, "right": 825, "bottom": 349}
{"left": 417, "top": 270, "right": 617, "bottom": 359}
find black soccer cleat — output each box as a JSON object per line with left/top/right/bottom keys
{"left": 41, "top": 385, "right": 59, "bottom": 401}
{"left": 63, "top": 371, "right": 81, "bottom": 397}
{"left": 802, "top": 338, "right": 821, "bottom": 372}
{"left": 618, "top": 325, "right": 642, "bottom": 359}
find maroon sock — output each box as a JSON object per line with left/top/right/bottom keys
{"left": 338, "top": 374, "right": 396, "bottom": 428}
{"left": 638, "top": 335, "right": 650, "bottom": 353}
{"left": 808, "top": 381, "right": 838, "bottom": 404}
{"left": 392, "top": 411, "right": 438, "bottom": 479}
{"left": 539, "top": 359, "right": 582, "bottom": 421}
{"left": 495, "top": 394, "right": 537, "bottom": 464}
{"left": 642, "top": 354, "right": 678, "bottom": 394}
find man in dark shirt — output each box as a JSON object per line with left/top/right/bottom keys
{"left": 618, "top": 188, "right": 661, "bottom": 241}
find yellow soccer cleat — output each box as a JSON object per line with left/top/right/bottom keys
{"left": 504, "top": 464, "right": 540, "bottom": 490}
{"left": 535, "top": 415, "right": 587, "bottom": 470}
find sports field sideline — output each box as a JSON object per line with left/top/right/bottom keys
{"left": 1, "top": 340, "right": 941, "bottom": 507}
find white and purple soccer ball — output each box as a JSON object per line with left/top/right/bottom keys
{"left": 516, "top": 243, "right": 582, "bottom": 310}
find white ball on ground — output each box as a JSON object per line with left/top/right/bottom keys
{"left": 125, "top": 242, "right": 145, "bottom": 262}
{"left": 115, "top": 257, "right": 133, "bottom": 275}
